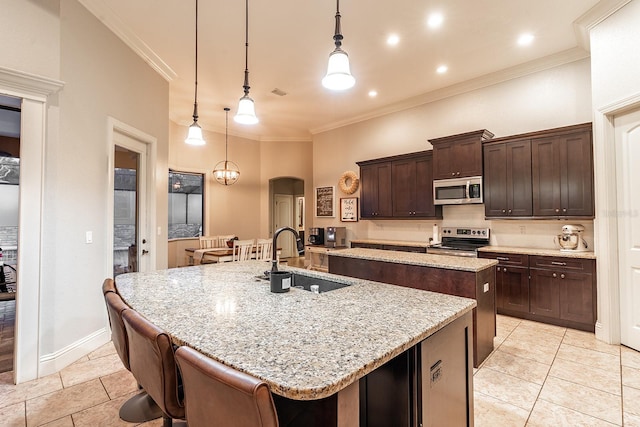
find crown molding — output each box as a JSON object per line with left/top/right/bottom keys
{"left": 310, "top": 47, "right": 590, "bottom": 135}
{"left": 78, "top": 0, "right": 177, "bottom": 82}
{"left": 0, "top": 66, "right": 64, "bottom": 101}
{"left": 573, "top": 0, "right": 632, "bottom": 51}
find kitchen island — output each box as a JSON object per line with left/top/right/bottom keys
{"left": 115, "top": 261, "right": 476, "bottom": 427}
{"left": 328, "top": 248, "right": 498, "bottom": 367}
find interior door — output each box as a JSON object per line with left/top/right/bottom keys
{"left": 615, "top": 107, "right": 640, "bottom": 351}
{"left": 274, "top": 194, "right": 294, "bottom": 258}
{"left": 113, "top": 131, "right": 150, "bottom": 275}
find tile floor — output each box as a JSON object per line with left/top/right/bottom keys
{"left": 0, "top": 312, "right": 639, "bottom": 426}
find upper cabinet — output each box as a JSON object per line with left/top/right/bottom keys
{"left": 483, "top": 123, "right": 594, "bottom": 219}
{"left": 430, "top": 129, "right": 494, "bottom": 179}
{"left": 357, "top": 151, "right": 442, "bottom": 219}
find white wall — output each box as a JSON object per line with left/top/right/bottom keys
{"left": 312, "top": 59, "right": 593, "bottom": 248}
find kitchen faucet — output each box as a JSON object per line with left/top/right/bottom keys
{"left": 271, "top": 226, "right": 305, "bottom": 273}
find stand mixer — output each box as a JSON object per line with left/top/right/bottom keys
{"left": 555, "top": 224, "right": 588, "bottom": 252}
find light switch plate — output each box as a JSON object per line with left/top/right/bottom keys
{"left": 483, "top": 282, "right": 489, "bottom": 292}
{"left": 85, "top": 231, "right": 93, "bottom": 244}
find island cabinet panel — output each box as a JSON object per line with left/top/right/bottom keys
{"left": 429, "top": 129, "right": 494, "bottom": 179}
{"left": 483, "top": 139, "right": 533, "bottom": 218}
{"left": 329, "top": 255, "right": 495, "bottom": 367}
{"left": 359, "top": 162, "right": 393, "bottom": 218}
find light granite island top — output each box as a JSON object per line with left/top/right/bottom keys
{"left": 115, "top": 261, "right": 476, "bottom": 401}
{"left": 330, "top": 247, "right": 498, "bottom": 272}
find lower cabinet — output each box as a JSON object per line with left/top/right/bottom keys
{"left": 479, "top": 251, "right": 596, "bottom": 331}
{"left": 351, "top": 241, "right": 427, "bottom": 253}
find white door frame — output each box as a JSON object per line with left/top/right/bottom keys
{"left": 273, "top": 194, "right": 294, "bottom": 258}
{"left": 0, "top": 67, "right": 63, "bottom": 383}
{"left": 593, "top": 91, "right": 640, "bottom": 345}
{"left": 107, "top": 117, "right": 157, "bottom": 275}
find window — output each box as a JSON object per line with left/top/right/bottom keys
{"left": 168, "top": 170, "right": 204, "bottom": 239}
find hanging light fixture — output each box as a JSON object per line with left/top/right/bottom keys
{"left": 234, "top": 0, "right": 259, "bottom": 125}
{"left": 214, "top": 108, "right": 241, "bottom": 185}
{"left": 322, "top": 0, "right": 355, "bottom": 91}
{"left": 185, "top": 0, "right": 205, "bottom": 145}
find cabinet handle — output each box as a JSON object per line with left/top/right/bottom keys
{"left": 503, "top": 268, "right": 507, "bottom": 273}
{"left": 502, "top": 209, "right": 506, "bottom": 213}
{"left": 555, "top": 208, "right": 560, "bottom": 213}
{"left": 456, "top": 172, "right": 461, "bottom": 176}
{"left": 451, "top": 172, "right": 456, "bottom": 177}
{"left": 560, "top": 273, "right": 565, "bottom": 279}
{"left": 551, "top": 261, "right": 567, "bottom": 266}
{"left": 497, "top": 267, "right": 501, "bottom": 272}
{"left": 496, "top": 257, "right": 510, "bottom": 261}
{"left": 553, "top": 273, "right": 557, "bottom": 278}
{"left": 562, "top": 208, "right": 567, "bottom": 213}
{"left": 508, "top": 209, "right": 512, "bottom": 214}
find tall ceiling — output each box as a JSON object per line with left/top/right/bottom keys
{"left": 80, "top": 0, "right": 609, "bottom": 141}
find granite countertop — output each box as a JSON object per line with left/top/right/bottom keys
{"left": 329, "top": 248, "right": 498, "bottom": 272}
{"left": 350, "top": 239, "right": 430, "bottom": 248}
{"left": 478, "top": 246, "right": 596, "bottom": 259}
{"left": 115, "top": 261, "right": 475, "bottom": 401}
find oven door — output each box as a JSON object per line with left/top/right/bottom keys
{"left": 433, "top": 176, "right": 483, "bottom": 205}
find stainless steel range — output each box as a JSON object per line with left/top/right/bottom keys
{"left": 427, "top": 227, "right": 490, "bottom": 258}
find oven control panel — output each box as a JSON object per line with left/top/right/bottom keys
{"left": 441, "top": 227, "right": 490, "bottom": 239}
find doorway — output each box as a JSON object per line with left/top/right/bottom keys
{"left": 614, "top": 106, "right": 640, "bottom": 351}
{"left": 270, "top": 177, "right": 305, "bottom": 262}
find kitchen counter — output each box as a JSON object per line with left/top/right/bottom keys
{"left": 331, "top": 247, "right": 497, "bottom": 272}
{"left": 478, "top": 246, "right": 596, "bottom": 259}
{"left": 115, "top": 261, "right": 475, "bottom": 401}
{"left": 350, "top": 238, "right": 429, "bottom": 248}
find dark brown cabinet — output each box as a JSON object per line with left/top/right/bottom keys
{"left": 479, "top": 252, "right": 529, "bottom": 315}
{"left": 359, "top": 162, "right": 392, "bottom": 218}
{"left": 358, "top": 151, "right": 441, "bottom": 220}
{"left": 429, "top": 129, "right": 494, "bottom": 179}
{"left": 483, "top": 139, "right": 533, "bottom": 217}
{"left": 351, "top": 241, "right": 427, "bottom": 253}
{"left": 532, "top": 128, "right": 594, "bottom": 217}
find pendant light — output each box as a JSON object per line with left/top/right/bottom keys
{"left": 322, "top": 0, "right": 355, "bottom": 91}
{"left": 234, "top": 0, "right": 259, "bottom": 125}
{"left": 185, "top": 0, "right": 205, "bottom": 145}
{"left": 213, "top": 108, "right": 240, "bottom": 185}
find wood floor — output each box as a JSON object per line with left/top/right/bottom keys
{"left": 0, "top": 299, "right": 15, "bottom": 373}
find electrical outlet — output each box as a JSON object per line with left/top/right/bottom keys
{"left": 483, "top": 282, "right": 489, "bottom": 292}
{"left": 519, "top": 226, "right": 526, "bottom": 234}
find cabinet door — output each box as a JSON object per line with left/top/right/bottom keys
{"left": 500, "top": 265, "right": 530, "bottom": 313}
{"left": 562, "top": 131, "right": 594, "bottom": 217}
{"left": 453, "top": 137, "right": 483, "bottom": 177}
{"left": 414, "top": 155, "right": 436, "bottom": 217}
{"left": 529, "top": 269, "right": 560, "bottom": 319}
{"left": 360, "top": 163, "right": 392, "bottom": 218}
{"left": 433, "top": 141, "right": 455, "bottom": 180}
{"left": 532, "top": 136, "right": 562, "bottom": 216}
{"left": 559, "top": 271, "right": 595, "bottom": 325}
{"left": 506, "top": 140, "right": 533, "bottom": 216}
{"left": 392, "top": 159, "right": 415, "bottom": 217}
{"left": 483, "top": 143, "right": 508, "bottom": 217}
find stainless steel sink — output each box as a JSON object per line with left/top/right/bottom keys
{"left": 255, "top": 271, "right": 350, "bottom": 293}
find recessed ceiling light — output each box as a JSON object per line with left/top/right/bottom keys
{"left": 368, "top": 90, "right": 378, "bottom": 98}
{"left": 436, "top": 65, "right": 448, "bottom": 74}
{"left": 427, "top": 13, "right": 444, "bottom": 29}
{"left": 517, "top": 33, "right": 535, "bottom": 46}
{"left": 387, "top": 34, "right": 400, "bottom": 46}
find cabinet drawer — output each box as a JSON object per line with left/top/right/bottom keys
{"left": 479, "top": 252, "right": 528, "bottom": 267}
{"left": 529, "top": 255, "right": 594, "bottom": 273}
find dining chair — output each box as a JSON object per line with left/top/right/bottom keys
{"left": 232, "top": 239, "right": 255, "bottom": 262}
{"left": 218, "top": 234, "right": 236, "bottom": 248}
{"left": 122, "top": 308, "right": 186, "bottom": 427}
{"left": 102, "top": 279, "right": 163, "bottom": 423}
{"left": 199, "top": 236, "right": 219, "bottom": 249}
{"left": 175, "top": 346, "right": 279, "bottom": 427}
{"left": 255, "top": 238, "right": 273, "bottom": 262}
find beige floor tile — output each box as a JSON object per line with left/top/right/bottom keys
{"left": 0, "top": 372, "right": 63, "bottom": 410}
{"left": 527, "top": 399, "right": 618, "bottom": 427}
{"left": 59, "top": 353, "right": 125, "bottom": 387}
{"left": 473, "top": 391, "right": 529, "bottom": 427}
{"left": 624, "top": 385, "right": 640, "bottom": 416}
{"left": 622, "top": 346, "right": 640, "bottom": 370}
{"left": 625, "top": 411, "right": 640, "bottom": 427}
{"left": 555, "top": 343, "right": 621, "bottom": 373}
{"left": 498, "top": 332, "right": 561, "bottom": 366}
{"left": 41, "top": 416, "right": 74, "bottom": 427}
{"left": 482, "top": 349, "right": 550, "bottom": 385}
{"left": 0, "top": 401, "right": 25, "bottom": 427}
{"left": 563, "top": 329, "right": 620, "bottom": 356}
{"left": 87, "top": 342, "right": 117, "bottom": 360}
{"left": 496, "top": 315, "right": 521, "bottom": 332}
{"left": 539, "top": 376, "right": 622, "bottom": 425}
{"left": 71, "top": 393, "right": 137, "bottom": 427}
{"left": 25, "top": 378, "right": 109, "bottom": 427}
{"left": 99, "top": 369, "right": 138, "bottom": 399}
{"left": 517, "top": 319, "right": 567, "bottom": 337}
{"left": 623, "top": 365, "right": 640, "bottom": 390}
{"left": 549, "top": 357, "right": 621, "bottom": 396}
{"left": 473, "top": 367, "right": 542, "bottom": 411}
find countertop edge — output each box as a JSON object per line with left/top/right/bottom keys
{"left": 478, "top": 246, "right": 596, "bottom": 259}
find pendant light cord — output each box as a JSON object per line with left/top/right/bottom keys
{"left": 224, "top": 107, "right": 230, "bottom": 162}
{"left": 242, "top": 0, "right": 250, "bottom": 96}
{"left": 192, "top": 0, "right": 199, "bottom": 121}
{"left": 333, "top": 0, "right": 343, "bottom": 48}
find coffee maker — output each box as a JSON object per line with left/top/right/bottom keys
{"left": 556, "top": 224, "right": 588, "bottom": 252}
{"left": 308, "top": 227, "right": 324, "bottom": 245}
{"left": 325, "top": 227, "right": 347, "bottom": 248}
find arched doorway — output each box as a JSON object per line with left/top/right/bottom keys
{"left": 269, "top": 177, "right": 305, "bottom": 264}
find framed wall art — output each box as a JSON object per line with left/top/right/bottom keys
{"left": 315, "top": 186, "right": 335, "bottom": 217}
{"left": 340, "top": 197, "right": 358, "bottom": 222}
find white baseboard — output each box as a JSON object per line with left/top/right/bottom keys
{"left": 38, "top": 328, "right": 111, "bottom": 377}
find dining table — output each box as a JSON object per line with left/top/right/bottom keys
{"left": 185, "top": 246, "right": 282, "bottom": 265}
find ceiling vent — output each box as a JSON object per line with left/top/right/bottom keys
{"left": 271, "top": 88, "right": 287, "bottom": 96}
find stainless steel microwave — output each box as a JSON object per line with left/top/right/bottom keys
{"left": 433, "top": 176, "right": 483, "bottom": 205}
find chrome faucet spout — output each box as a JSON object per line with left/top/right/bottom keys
{"left": 271, "top": 226, "right": 305, "bottom": 272}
